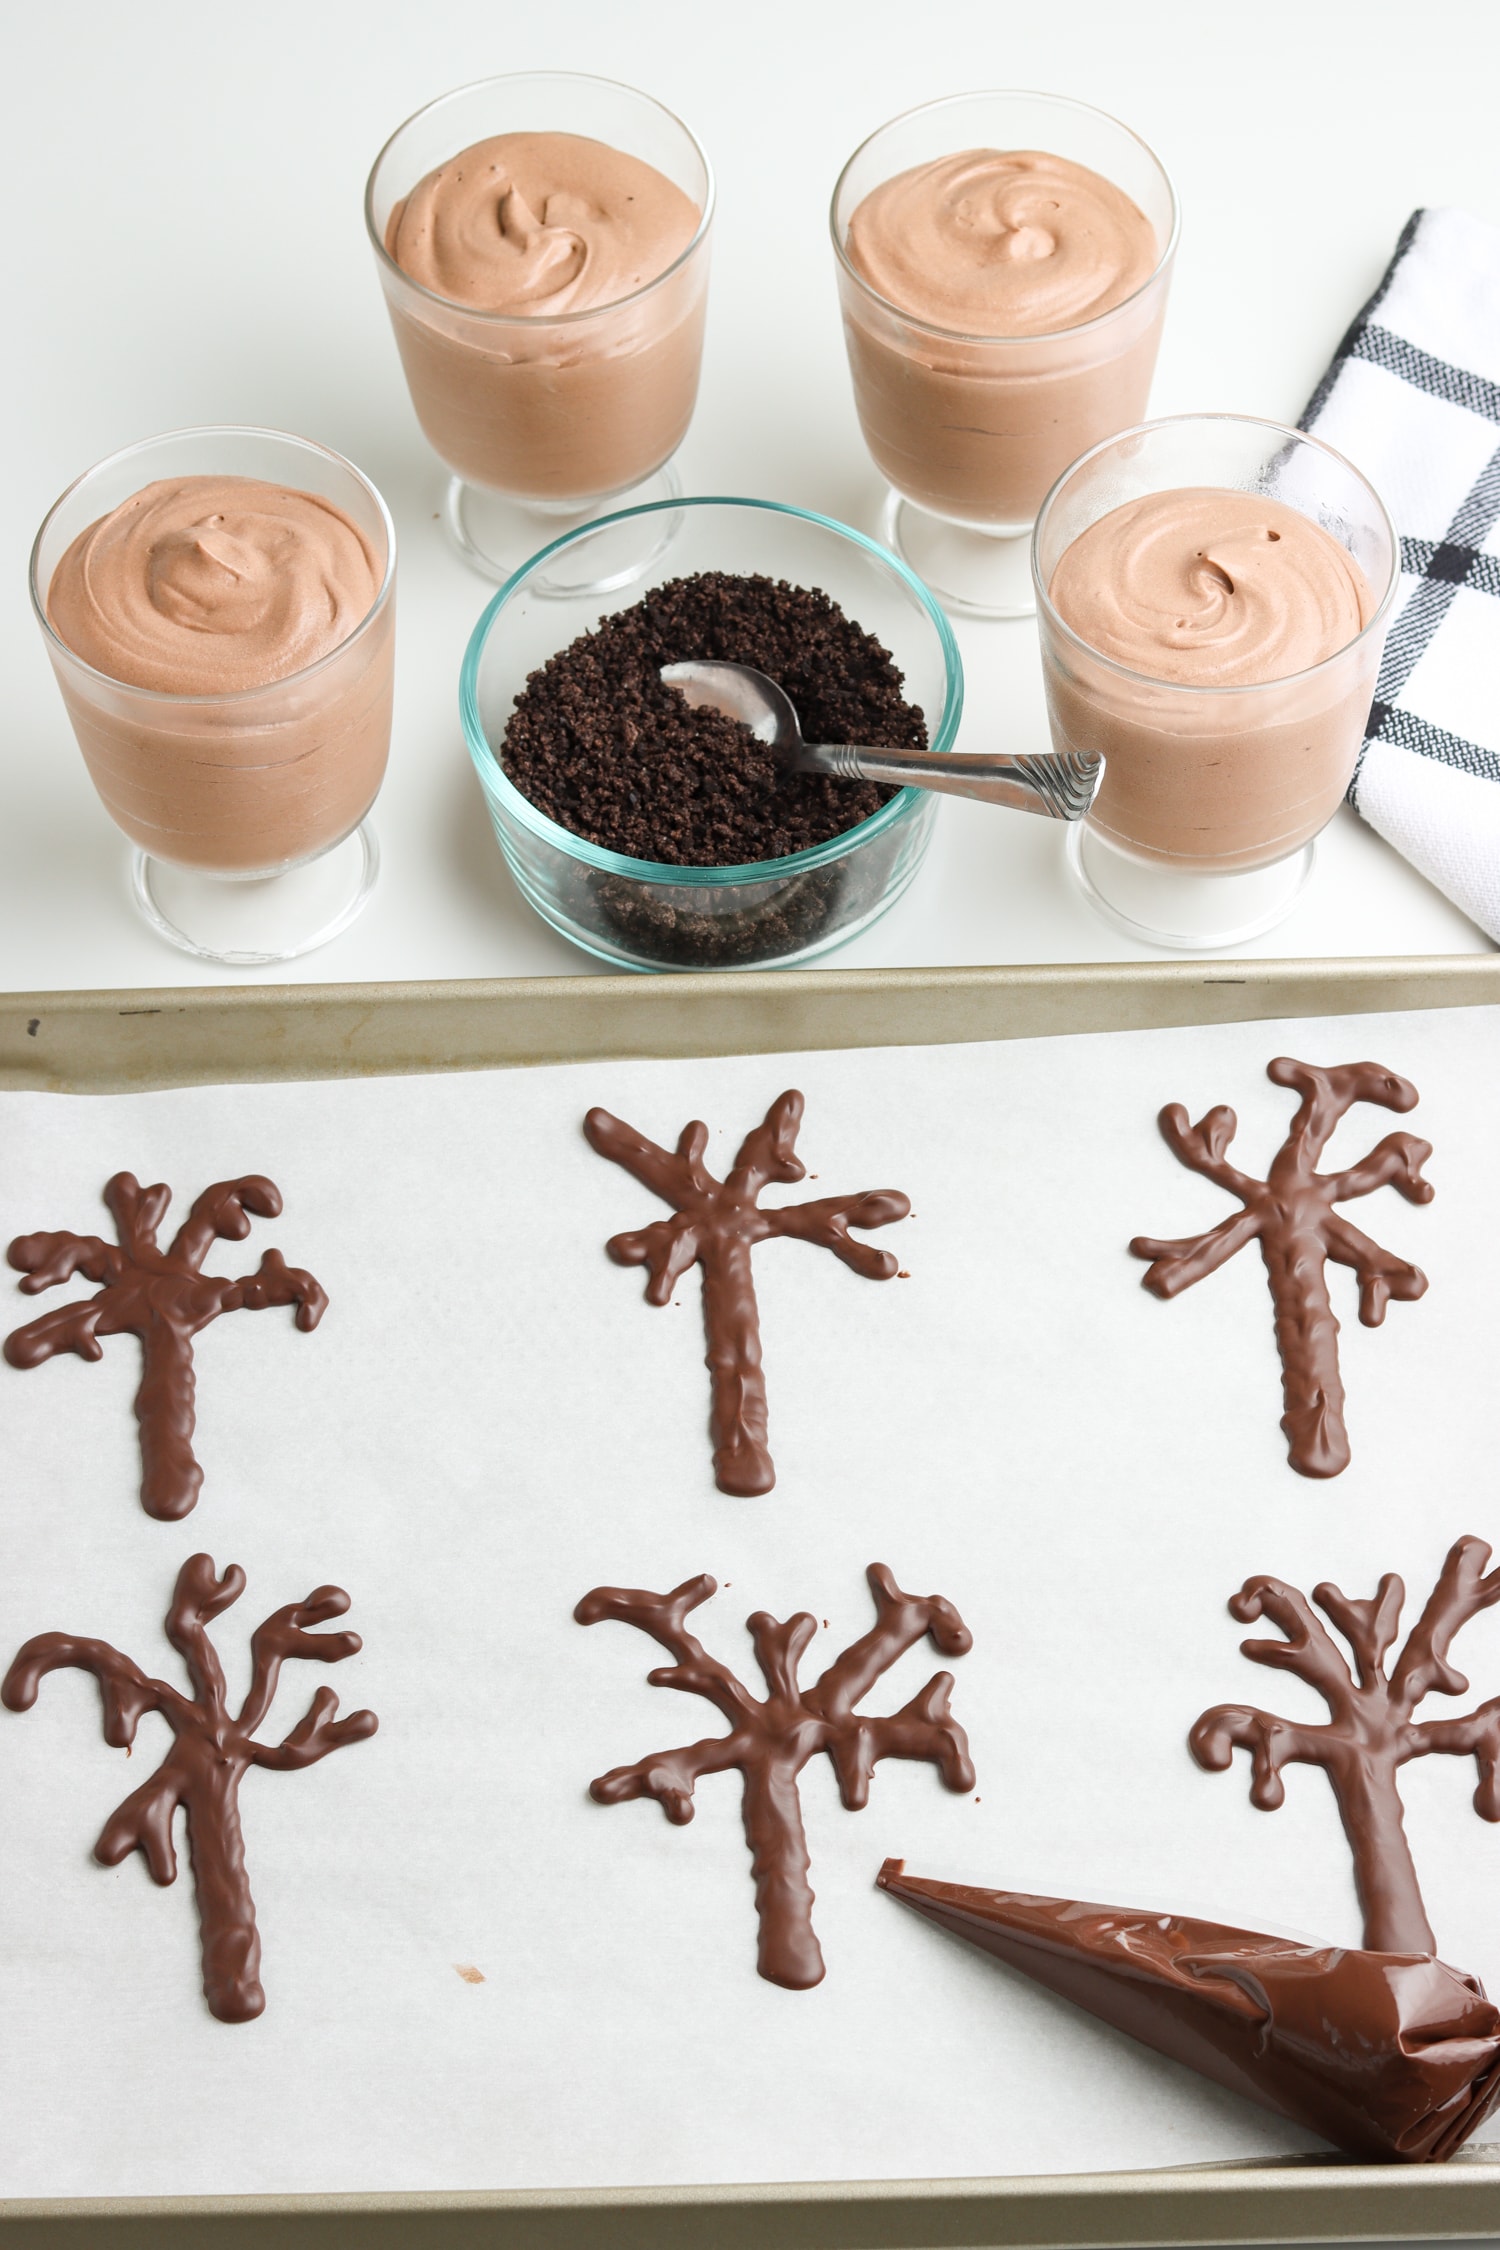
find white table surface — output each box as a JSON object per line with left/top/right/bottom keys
{"left": 4, "top": 13, "right": 1500, "bottom": 2242}
{"left": 4, "top": 0, "right": 1498, "bottom": 993}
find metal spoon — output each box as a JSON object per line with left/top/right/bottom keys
{"left": 660, "top": 659, "right": 1102, "bottom": 821}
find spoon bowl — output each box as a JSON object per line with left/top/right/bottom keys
{"left": 661, "top": 657, "right": 1101, "bottom": 820}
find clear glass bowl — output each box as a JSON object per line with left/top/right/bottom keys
{"left": 460, "top": 496, "right": 963, "bottom": 971}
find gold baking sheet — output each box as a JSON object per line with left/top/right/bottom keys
{"left": 2, "top": 954, "right": 1499, "bottom": 2250}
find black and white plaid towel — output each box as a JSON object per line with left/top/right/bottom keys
{"left": 1300, "top": 206, "right": 1500, "bottom": 942}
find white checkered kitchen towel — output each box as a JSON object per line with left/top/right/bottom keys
{"left": 1300, "top": 206, "right": 1500, "bottom": 942}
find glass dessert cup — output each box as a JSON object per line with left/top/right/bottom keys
{"left": 831, "top": 90, "right": 1178, "bottom": 622}
{"left": 366, "top": 71, "right": 714, "bottom": 594}
{"left": 1033, "top": 414, "right": 1399, "bottom": 952}
{"left": 30, "top": 427, "right": 396, "bottom": 967}
{"left": 461, "top": 496, "right": 962, "bottom": 972}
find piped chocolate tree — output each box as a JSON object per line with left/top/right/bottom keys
{"left": 1192, "top": 1535, "right": 1500, "bottom": 1954}
{"left": 1129, "top": 1057, "right": 1432, "bottom": 1476}
{"left": 876, "top": 1537, "right": 1500, "bottom": 2164}
{"left": 2, "top": 1553, "right": 376, "bottom": 2022}
{"left": 584, "top": 1090, "right": 909, "bottom": 1496}
{"left": 5, "top": 1171, "right": 326, "bottom": 1518}
{"left": 576, "top": 1563, "right": 973, "bottom": 1986}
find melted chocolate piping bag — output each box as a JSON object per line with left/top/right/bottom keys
{"left": 876, "top": 1865, "right": 1500, "bottom": 2165}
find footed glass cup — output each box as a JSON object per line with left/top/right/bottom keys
{"left": 832, "top": 90, "right": 1177, "bottom": 620}
{"left": 1033, "top": 413, "right": 1399, "bottom": 951}
{"left": 366, "top": 71, "right": 714, "bottom": 594}
{"left": 30, "top": 426, "right": 396, "bottom": 967}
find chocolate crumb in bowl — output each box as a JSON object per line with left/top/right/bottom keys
{"left": 502, "top": 571, "right": 926, "bottom": 860}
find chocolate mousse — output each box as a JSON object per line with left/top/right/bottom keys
{"left": 1045, "top": 488, "right": 1378, "bottom": 870}
{"left": 846, "top": 150, "right": 1156, "bottom": 335}
{"left": 1049, "top": 488, "right": 1373, "bottom": 685}
{"left": 840, "top": 149, "right": 1164, "bottom": 525}
{"left": 48, "top": 477, "right": 379, "bottom": 693}
{"left": 379, "top": 130, "right": 706, "bottom": 500}
{"left": 45, "top": 475, "right": 392, "bottom": 874}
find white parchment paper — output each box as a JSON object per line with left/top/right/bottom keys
{"left": 2, "top": 1005, "right": 1499, "bottom": 2198}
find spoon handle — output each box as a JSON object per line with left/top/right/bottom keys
{"left": 805, "top": 742, "right": 1103, "bottom": 822}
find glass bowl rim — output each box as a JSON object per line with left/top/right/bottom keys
{"left": 459, "top": 492, "right": 964, "bottom": 886}
{"left": 29, "top": 424, "right": 397, "bottom": 707}
{"left": 828, "top": 87, "right": 1180, "bottom": 349}
{"left": 1029, "top": 410, "right": 1401, "bottom": 697}
{"left": 364, "top": 69, "right": 716, "bottom": 329}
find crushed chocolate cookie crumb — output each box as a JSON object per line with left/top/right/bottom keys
{"left": 500, "top": 571, "right": 927, "bottom": 866}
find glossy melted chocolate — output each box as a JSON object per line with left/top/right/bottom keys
{"left": 1193, "top": 1535, "right": 1500, "bottom": 1957}
{"left": 5, "top": 1171, "right": 326, "bottom": 1519}
{"left": 2, "top": 1553, "right": 377, "bottom": 2023}
{"left": 1130, "top": 1057, "right": 1432, "bottom": 1476}
{"left": 584, "top": 1090, "right": 909, "bottom": 1495}
{"left": 875, "top": 1537, "right": 1500, "bottom": 2164}
{"left": 577, "top": 1564, "right": 974, "bottom": 1987}
{"left": 875, "top": 1868, "right": 1500, "bottom": 2164}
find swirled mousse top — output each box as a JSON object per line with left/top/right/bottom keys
{"left": 844, "top": 148, "right": 1158, "bottom": 336}
{"left": 1048, "top": 488, "right": 1376, "bottom": 685}
{"left": 47, "top": 476, "right": 382, "bottom": 695}
{"left": 384, "top": 130, "right": 700, "bottom": 315}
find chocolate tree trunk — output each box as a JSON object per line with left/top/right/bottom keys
{"left": 699, "top": 1235, "right": 772, "bottom": 1497}
{"left": 135, "top": 1314, "right": 203, "bottom": 1520}
{"left": 1336, "top": 1755, "right": 1437, "bottom": 1957}
{"left": 741, "top": 1755, "right": 823, "bottom": 1988}
{"left": 1261, "top": 1226, "right": 1348, "bottom": 1477}
{"left": 185, "top": 1759, "right": 265, "bottom": 2022}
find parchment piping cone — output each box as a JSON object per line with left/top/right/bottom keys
{"left": 877, "top": 1862, "right": 1500, "bottom": 2164}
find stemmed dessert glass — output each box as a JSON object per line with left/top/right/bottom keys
{"left": 1032, "top": 413, "right": 1399, "bottom": 951}
{"left": 30, "top": 427, "right": 397, "bottom": 967}
{"left": 366, "top": 71, "right": 715, "bottom": 597}
{"left": 831, "top": 91, "right": 1179, "bottom": 620}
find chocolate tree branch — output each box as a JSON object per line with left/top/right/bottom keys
{"left": 241, "top": 1585, "right": 365, "bottom": 1736}
{"left": 253, "top": 1684, "right": 378, "bottom": 1771}
{"left": 589, "top": 1734, "right": 744, "bottom": 1822}
{"left": 104, "top": 1174, "right": 173, "bottom": 1261}
{"left": 1231, "top": 1576, "right": 1360, "bottom": 1712}
{"left": 96, "top": 1768, "right": 186, "bottom": 1884}
{"left": 1193, "top": 1538, "right": 1500, "bottom": 1956}
{"left": 1156, "top": 1103, "right": 1259, "bottom": 1197}
{"left": 4, "top": 1168, "right": 325, "bottom": 1519}
{"left": 1323, "top": 1132, "right": 1436, "bottom": 1208}
{"left": 1132, "top": 1210, "right": 1263, "bottom": 1297}
{"left": 227, "top": 1248, "right": 328, "bottom": 1329}
{"left": 1391, "top": 1537, "right": 1500, "bottom": 1715}
{"left": 2, "top": 1633, "right": 169, "bottom": 1745}
{"left": 606, "top": 1216, "right": 703, "bottom": 1304}
{"left": 574, "top": 1576, "right": 760, "bottom": 1729}
{"left": 764, "top": 1193, "right": 908, "bottom": 1277}
{"left": 811, "top": 1562, "right": 972, "bottom": 1717}
{"left": 8, "top": 1231, "right": 124, "bottom": 1299}
{"left": 577, "top": 1564, "right": 973, "bottom": 1987}
{"left": 587, "top": 1091, "right": 909, "bottom": 1495}
{"left": 1321, "top": 1213, "right": 1429, "bottom": 1326}
{"left": 729, "top": 1091, "right": 805, "bottom": 1189}
{"left": 1130, "top": 1056, "right": 1433, "bottom": 1476}
{"left": 3, "top": 1554, "right": 376, "bottom": 2022}
{"left": 1312, "top": 1576, "right": 1405, "bottom": 1688}
{"left": 3, "top": 1296, "right": 112, "bottom": 1366}
{"left": 1189, "top": 1703, "right": 1332, "bottom": 1810}
{"left": 169, "top": 1176, "right": 283, "bottom": 1271}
